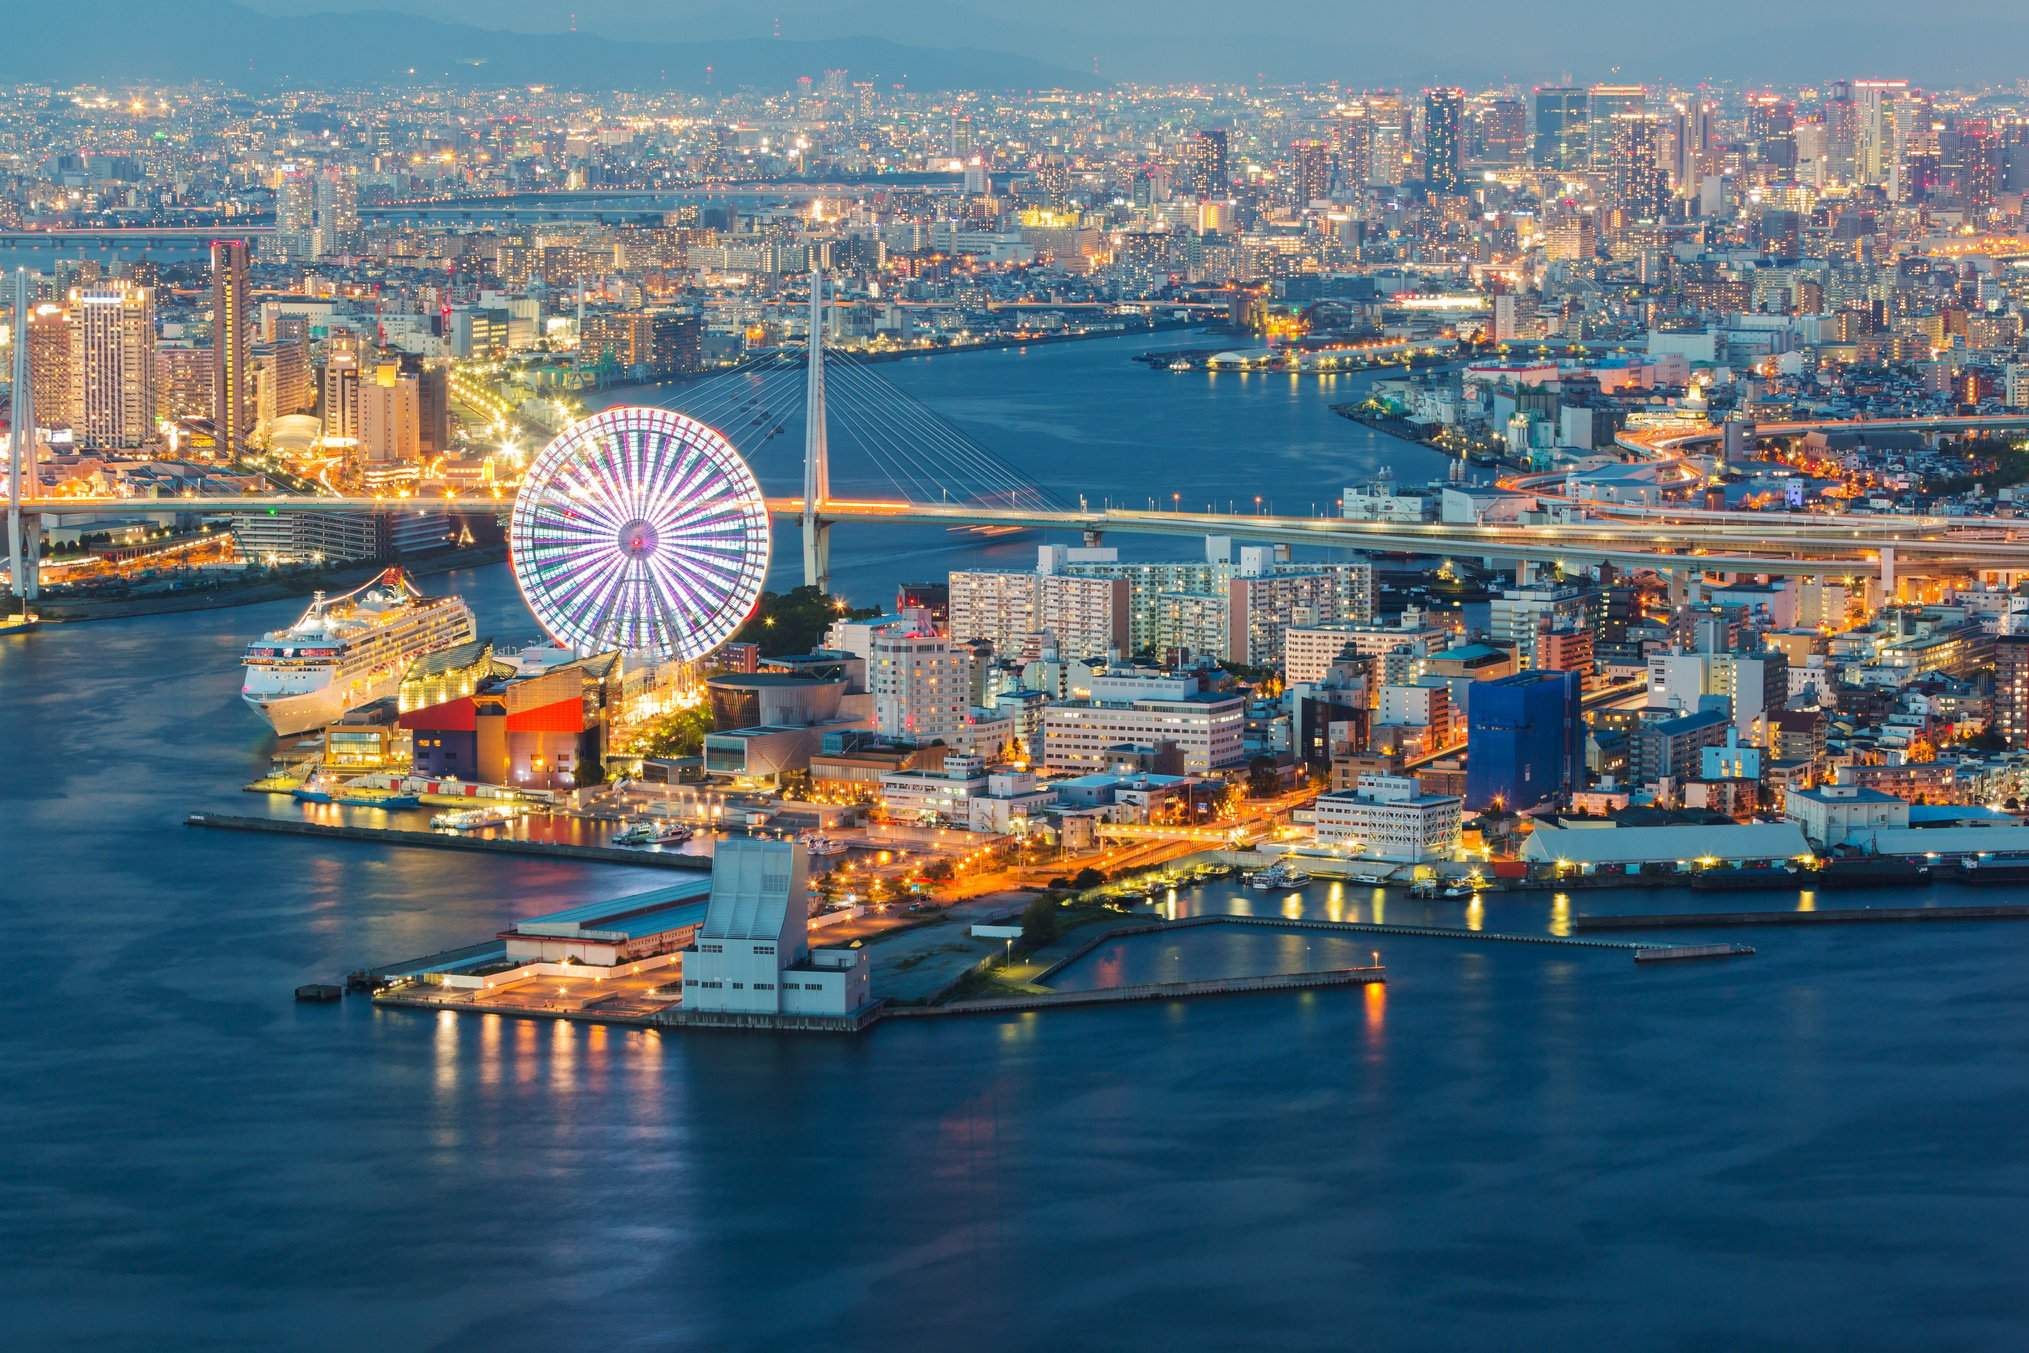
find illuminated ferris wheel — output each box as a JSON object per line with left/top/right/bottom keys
{"left": 509, "top": 407, "right": 771, "bottom": 662}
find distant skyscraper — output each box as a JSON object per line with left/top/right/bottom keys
{"left": 276, "top": 171, "right": 313, "bottom": 260}
{"left": 1609, "top": 112, "right": 1670, "bottom": 221}
{"left": 1291, "top": 139, "right": 1333, "bottom": 203}
{"left": 1189, "top": 128, "right": 1229, "bottom": 197}
{"left": 1532, "top": 87, "right": 1589, "bottom": 174}
{"left": 211, "top": 239, "right": 251, "bottom": 452}
{"left": 1745, "top": 92, "right": 1797, "bottom": 169}
{"left": 1477, "top": 97, "right": 1528, "bottom": 165}
{"left": 1586, "top": 84, "right": 1646, "bottom": 169}
{"left": 1423, "top": 89, "right": 1464, "bottom": 193}
{"left": 72, "top": 282, "right": 157, "bottom": 449}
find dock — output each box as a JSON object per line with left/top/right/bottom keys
{"left": 889, "top": 965, "right": 1386, "bottom": 1018}
{"left": 1574, "top": 904, "right": 2029, "bottom": 930}
{"left": 186, "top": 812, "right": 711, "bottom": 870}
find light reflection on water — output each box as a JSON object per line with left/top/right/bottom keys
{"left": 12, "top": 334, "right": 2029, "bottom": 1349}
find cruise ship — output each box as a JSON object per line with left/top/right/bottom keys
{"left": 241, "top": 569, "right": 477, "bottom": 735}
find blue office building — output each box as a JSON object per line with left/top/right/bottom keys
{"left": 1464, "top": 670, "right": 1583, "bottom": 811}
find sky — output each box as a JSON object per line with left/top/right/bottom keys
{"left": 227, "top": 0, "right": 2029, "bottom": 85}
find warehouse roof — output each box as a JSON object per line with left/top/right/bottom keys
{"left": 1521, "top": 821, "right": 1812, "bottom": 865}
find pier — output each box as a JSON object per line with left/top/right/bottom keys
{"left": 185, "top": 812, "right": 711, "bottom": 870}
{"left": 888, "top": 965, "right": 1386, "bottom": 1018}
{"left": 1573, "top": 904, "right": 2029, "bottom": 930}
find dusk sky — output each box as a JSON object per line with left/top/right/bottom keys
{"left": 231, "top": 0, "right": 2029, "bottom": 82}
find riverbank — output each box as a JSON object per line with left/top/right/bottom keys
{"left": 31, "top": 541, "right": 509, "bottom": 622}
{"left": 597, "top": 316, "right": 1213, "bottom": 401}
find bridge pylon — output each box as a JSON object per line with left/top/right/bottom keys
{"left": 7, "top": 267, "right": 39, "bottom": 612}
{"left": 801, "top": 267, "right": 831, "bottom": 594}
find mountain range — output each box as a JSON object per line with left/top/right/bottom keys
{"left": 1, "top": 0, "right": 1097, "bottom": 91}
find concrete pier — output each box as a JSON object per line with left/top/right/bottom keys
{"left": 1574, "top": 904, "right": 2029, "bottom": 930}
{"left": 185, "top": 812, "right": 711, "bottom": 870}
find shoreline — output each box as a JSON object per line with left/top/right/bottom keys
{"left": 594, "top": 317, "right": 1216, "bottom": 401}
{"left": 29, "top": 542, "right": 510, "bottom": 623}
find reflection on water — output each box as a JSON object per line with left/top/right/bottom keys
{"left": 13, "top": 333, "right": 2029, "bottom": 1349}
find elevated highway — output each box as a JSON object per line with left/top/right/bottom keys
{"left": 17, "top": 491, "right": 2026, "bottom": 580}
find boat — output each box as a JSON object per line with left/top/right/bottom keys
{"left": 1168, "top": 359, "right": 1192, "bottom": 371}
{"left": 1280, "top": 868, "right": 1314, "bottom": 887}
{"left": 1442, "top": 882, "right": 1475, "bottom": 898}
{"left": 331, "top": 789, "right": 421, "bottom": 809}
{"left": 804, "top": 836, "right": 849, "bottom": 857}
{"left": 241, "top": 569, "right": 476, "bottom": 735}
{"left": 431, "top": 806, "right": 519, "bottom": 831}
{"left": 612, "top": 821, "right": 693, "bottom": 846}
{"left": 1350, "top": 872, "right": 1388, "bottom": 886}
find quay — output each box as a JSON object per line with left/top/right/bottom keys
{"left": 888, "top": 965, "right": 1386, "bottom": 1018}
{"left": 1574, "top": 904, "right": 2029, "bottom": 930}
{"left": 186, "top": 812, "right": 712, "bottom": 870}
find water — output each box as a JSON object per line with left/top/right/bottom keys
{"left": 7, "top": 339, "right": 2029, "bottom": 1350}
{"left": 601, "top": 329, "right": 1451, "bottom": 602}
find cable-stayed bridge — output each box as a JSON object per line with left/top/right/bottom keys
{"left": 12, "top": 269, "right": 2029, "bottom": 609}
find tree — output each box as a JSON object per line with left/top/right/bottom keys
{"left": 732, "top": 585, "right": 882, "bottom": 656}
{"left": 1247, "top": 755, "right": 1283, "bottom": 798}
{"left": 1020, "top": 896, "right": 1059, "bottom": 946}
{"left": 1071, "top": 866, "right": 1106, "bottom": 890}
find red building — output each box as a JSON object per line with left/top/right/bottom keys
{"left": 401, "top": 653, "right": 621, "bottom": 790}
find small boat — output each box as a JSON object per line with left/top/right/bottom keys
{"left": 1280, "top": 869, "right": 1314, "bottom": 887}
{"left": 1168, "top": 359, "right": 1191, "bottom": 371}
{"left": 432, "top": 806, "right": 519, "bottom": 830}
{"left": 804, "top": 836, "right": 849, "bottom": 856}
{"left": 334, "top": 790, "right": 421, "bottom": 809}
{"left": 292, "top": 787, "right": 335, "bottom": 804}
{"left": 1442, "top": 882, "right": 1475, "bottom": 899}
{"left": 612, "top": 820, "right": 692, "bottom": 846}
{"left": 1350, "top": 872, "right": 1388, "bottom": 886}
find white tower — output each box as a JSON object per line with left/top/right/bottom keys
{"left": 802, "top": 267, "right": 831, "bottom": 593}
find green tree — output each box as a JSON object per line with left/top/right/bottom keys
{"left": 1071, "top": 866, "right": 1106, "bottom": 890}
{"left": 1019, "top": 896, "right": 1059, "bottom": 946}
{"left": 732, "top": 585, "right": 882, "bottom": 655}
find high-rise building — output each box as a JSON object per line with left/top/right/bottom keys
{"left": 26, "top": 302, "right": 77, "bottom": 431}
{"left": 321, "top": 337, "right": 362, "bottom": 445}
{"left": 1290, "top": 140, "right": 1333, "bottom": 203}
{"left": 1423, "top": 89, "right": 1464, "bottom": 194}
{"left": 1463, "top": 669, "right": 1582, "bottom": 810}
{"left": 1852, "top": 80, "right": 1911, "bottom": 190}
{"left": 1188, "top": 128, "right": 1229, "bottom": 198}
{"left": 156, "top": 343, "right": 214, "bottom": 420}
{"left": 947, "top": 569, "right": 1041, "bottom": 657}
{"left": 1993, "top": 633, "right": 2029, "bottom": 747}
{"left": 1745, "top": 93, "right": 1797, "bottom": 169}
{"left": 1586, "top": 85, "right": 1646, "bottom": 169}
{"left": 357, "top": 360, "right": 422, "bottom": 488}
{"left": 868, "top": 630, "right": 971, "bottom": 744}
{"left": 210, "top": 239, "right": 251, "bottom": 451}
{"left": 1532, "top": 87, "right": 1590, "bottom": 173}
{"left": 1608, "top": 112, "right": 1670, "bottom": 220}
{"left": 71, "top": 282, "right": 156, "bottom": 449}
{"left": 1476, "top": 97, "right": 1528, "bottom": 165}
{"left": 1336, "top": 103, "right": 1375, "bottom": 186}
{"left": 275, "top": 171, "right": 314, "bottom": 259}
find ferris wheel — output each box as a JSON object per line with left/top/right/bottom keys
{"left": 509, "top": 407, "right": 771, "bottom": 662}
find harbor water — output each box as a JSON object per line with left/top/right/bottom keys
{"left": 5, "top": 335, "right": 2029, "bottom": 1350}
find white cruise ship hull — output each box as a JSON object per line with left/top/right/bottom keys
{"left": 243, "top": 673, "right": 395, "bottom": 737}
